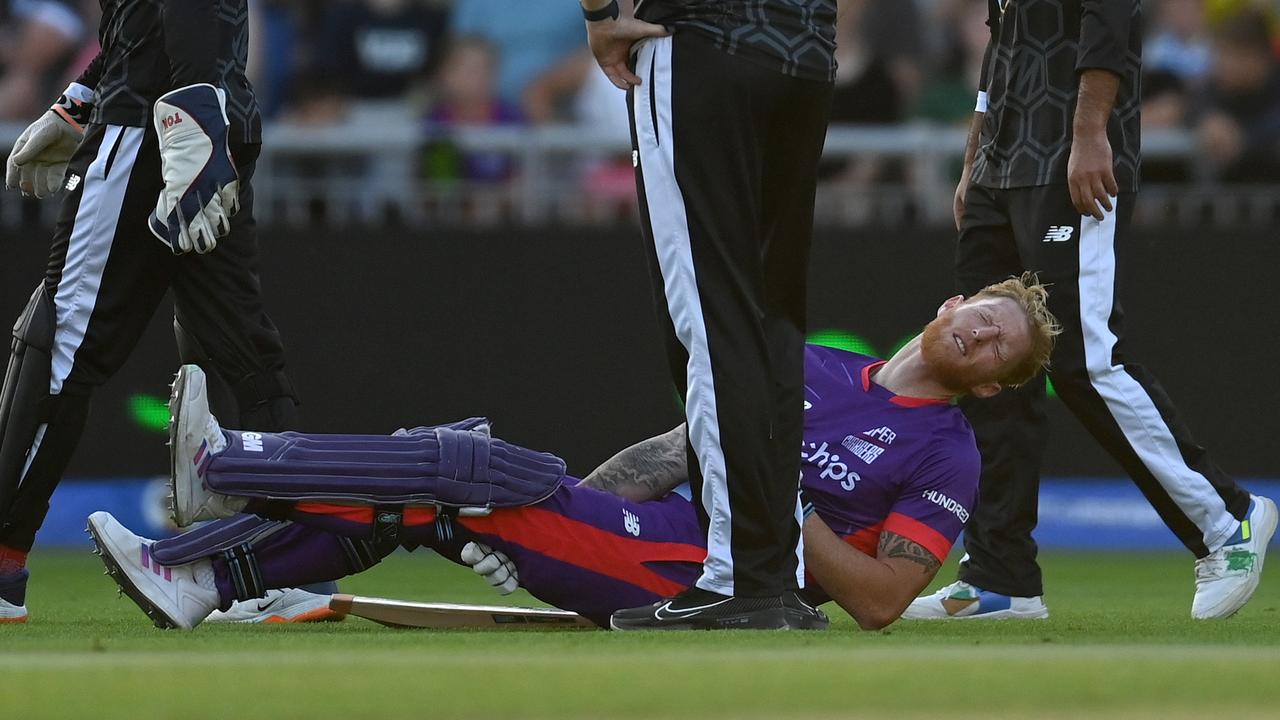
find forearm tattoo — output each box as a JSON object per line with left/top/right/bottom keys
{"left": 878, "top": 532, "right": 942, "bottom": 574}
{"left": 579, "top": 426, "right": 688, "bottom": 501}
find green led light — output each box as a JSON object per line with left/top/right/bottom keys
{"left": 1046, "top": 377, "right": 1057, "bottom": 398}
{"left": 806, "top": 330, "right": 877, "bottom": 356}
{"left": 129, "top": 394, "right": 171, "bottom": 434}
{"left": 889, "top": 333, "right": 916, "bottom": 357}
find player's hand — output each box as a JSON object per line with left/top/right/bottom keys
{"left": 460, "top": 541, "right": 519, "bottom": 595}
{"left": 1067, "top": 128, "right": 1118, "bottom": 221}
{"left": 148, "top": 83, "right": 240, "bottom": 255}
{"left": 5, "top": 108, "right": 83, "bottom": 199}
{"left": 952, "top": 165, "right": 972, "bottom": 231}
{"left": 585, "top": 9, "right": 670, "bottom": 90}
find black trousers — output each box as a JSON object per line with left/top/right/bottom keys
{"left": 0, "top": 122, "right": 295, "bottom": 551}
{"left": 954, "top": 183, "right": 1250, "bottom": 597}
{"left": 628, "top": 33, "right": 833, "bottom": 596}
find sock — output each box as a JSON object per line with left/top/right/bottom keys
{"left": 0, "top": 568, "right": 29, "bottom": 606}
{"left": 0, "top": 546, "right": 28, "bottom": 576}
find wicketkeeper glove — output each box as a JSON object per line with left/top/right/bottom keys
{"left": 460, "top": 541, "right": 519, "bottom": 595}
{"left": 148, "top": 83, "right": 239, "bottom": 255}
{"left": 4, "top": 88, "right": 91, "bottom": 199}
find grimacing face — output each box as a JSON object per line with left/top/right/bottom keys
{"left": 920, "top": 295, "right": 1034, "bottom": 393}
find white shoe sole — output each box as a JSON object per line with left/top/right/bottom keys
{"left": 169, "top": 365, "right": 206, "bottom": 528}
{"left": 902, "top": 605, "right": 1049, "bottom": 621}
{"left": 1194, "top": 496, "right": 1277, "bottom": 620}
{"left": 0, "top": 602, "right": 27, "bottom": 624}
{"left": 203, "top": 589, "right": 337, "bottom": 622}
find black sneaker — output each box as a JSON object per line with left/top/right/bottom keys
{"left": 609, "top": 586, "right": 787, "bottom": 631}
{"left": 783, "top": 590, "right": 829, "bottom": 630}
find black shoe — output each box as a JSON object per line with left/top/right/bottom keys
{"left": 783, "top": 590, "right": 829, "bottom": 630}
{"left": 610, "top": 587, "right": 787, "bottom": 631}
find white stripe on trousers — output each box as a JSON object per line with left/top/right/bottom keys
{"left": 1077, "top": 197, "right": 1238, "bottom": 551}
{"left": 632, "top": 37, "right": 737, "bottom": 594}
{"left": 50, "top": 125, "right": 144, "bottom": 395}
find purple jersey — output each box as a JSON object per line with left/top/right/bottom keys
{"left": 800, "top": 345, "right": 980, "bottom": 576}
{"left": 180, "top": 347, "right": 981, "bottom": 624}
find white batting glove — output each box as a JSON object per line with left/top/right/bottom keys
{"left": 148, "top": 83, "right": 240, "bottom": 255}
{"left": 460, "top": 541, "right": 519, "bottom": 595}
{"left": 5, "top": 102, "right": 85, "bottom": 199}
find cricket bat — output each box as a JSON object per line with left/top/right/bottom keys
{"left": 328, "top": 594, "right": 598, "bottom": 629}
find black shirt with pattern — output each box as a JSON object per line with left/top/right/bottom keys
{"left": 971, "top": 0, "right": 1142, "bottom": 191}
{"left": 636, "top": 0, "right": 837, "bottom": 83}
{"left": 75, "top": 0, "right": 260, "bottom": 146}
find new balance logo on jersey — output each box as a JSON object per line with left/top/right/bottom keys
{"left": 241, "top": 432, "right": 264, "bottom": 452}
{"left": 623, "top": 509, "right": 641, "bottom": 537}
{"left": 1043, "top": 226, "right": 1074, "bottom": 242}
{"left": 64, "top": 173, "right": 81, "bottom": 191}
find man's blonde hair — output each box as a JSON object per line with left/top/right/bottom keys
{"left": 971, "top": 272, "right": 1061, "bottom": 387}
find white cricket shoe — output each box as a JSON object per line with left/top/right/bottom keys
{"left": 87, "top": 511, "right": 219, "bottom": 630}
{"left": 900, "top": 580, "right": 1049, "bottom": 620}
{"left": 206, "top": 588, "right": 341, "bottom": 624}
{"left": 1192, "top": 494, "right": 1277, "bottom": 620}
{"left": 0, "top": 597, "right": 26, "bottom": 624}
{"left": 0, "top": 569, "right": 27, "bottom": 624}
{"left": 169, "top": 364, "right": 245, "bottom": 527}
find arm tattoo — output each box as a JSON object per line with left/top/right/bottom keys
{"left": 878, "top": 532, "right": 942, "bottom": 574}
{"left": 579, "top": 425, "right": 688, "bottom": 501}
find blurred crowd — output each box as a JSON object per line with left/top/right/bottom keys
{"left": 3, "top": 0, "right": 1279, "bottom": 185}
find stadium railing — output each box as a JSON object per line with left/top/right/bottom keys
{"left": 2, "top": 122, "right": 1276, "bottom": 229}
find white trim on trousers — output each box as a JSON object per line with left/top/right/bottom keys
{"left": 631, "top": 37, "right": 738, "bottom": 594}
{"left": 1077, "top": 197, "right": 1238, "bottom": 551}
{"left": 50, "top": 125, "right": 144, "bottom": 395}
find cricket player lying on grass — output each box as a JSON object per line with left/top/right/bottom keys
{"left": 87, "top": 276, "right": 1059, "bottom": 631}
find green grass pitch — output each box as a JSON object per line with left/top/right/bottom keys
{"left": 2, "top": 549, "right": 1277, "bottom": 719}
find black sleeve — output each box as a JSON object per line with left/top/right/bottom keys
{"left": 74, "top": 49, "right": 107, "bottom": 90}
{"left": 162, "top": 0, "right": 220, "bottom": 88}
{"left": 978, "top": 0, "right": 998, "bottom": 92}
{"left": 1077, "top": 0, "right": 1135, "bottom": 76}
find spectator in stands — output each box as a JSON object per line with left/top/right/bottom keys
{"left": 0, "top": 0, "right": 87, "bottom": 119}
{"left": 822, "top": 0, "right": 925, "bottom": 185}
{"left": 423, "top": 36, "right": 523, "bottom": 184}
{"left": 1197, "top": 10, "right": 1280, "bottom": 183}
{"left": 1147, "top": 0, "right": 1213, "bottom": 88}
{"left": 448, "top": 0, "right": 585, "bottom": 108}
{"left": 522, "top": 51, "right": 635, "bottom": 214}
{"left": 319, "top": 0, "right": 449, "bottom": 103}
{"left": 914, "top": 0, "right": 989, "bottom": 126}
{"left": 1141, "top": 69, "right": 1193, "bottom": 183}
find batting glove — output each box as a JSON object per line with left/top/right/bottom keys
{"left": 460, "top": 541, "right": 519, "bottom": 595}
{"left": 5, "top": 88, "right": 91, "bottom": 199}
{"left": 148, "top": 83, "right": 239, "bottom": 255}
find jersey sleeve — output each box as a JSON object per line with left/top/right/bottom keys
{"left": 73, "top": 50, "right": 106, "bottom": 92}
{"left": 1077, "top": 0, "right": 1136, "bottom": 77}
{"left": 162, "top": 0, "right": 220, "bottom": 88}
{"left": 881, "top": 443, "right": 980, "bottom": 563}
{"left": 978, "top": 0, "right": 999, "bottom": 92}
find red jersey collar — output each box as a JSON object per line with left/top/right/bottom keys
{"left": 861, "top": 361, "right": 950, "bottom": 407}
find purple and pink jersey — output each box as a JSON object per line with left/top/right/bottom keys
{"left": 796, "top": 345, "right": 980, "bottom": 602}
{"left": 191, "top": 346, "right": 979, "bottom": 626}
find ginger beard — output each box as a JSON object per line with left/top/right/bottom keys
{"left": 920, "top": 309, "right": 992, "bottom": 394}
